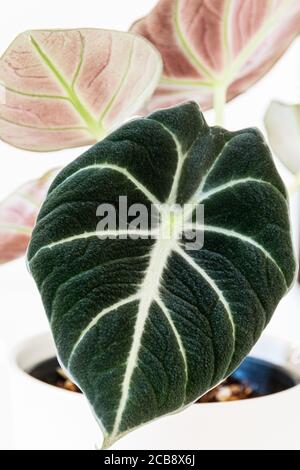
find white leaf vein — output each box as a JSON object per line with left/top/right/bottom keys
{"left": 67, "top": 294, "right": 140, "bottom": 368}
{"left": 185, "top": 223, "right": 288, "bottom": 288}
{"left": 29, "top": 229, "right": 157, "bottom": 265}
{"left": 49, "top": 163, "right": 160, "bottom": 205}
{"left": 155, "top": 296, "right": 188, "bottom": 404}
{"left": 174, "top": 244, "right": 236, "bottom": 342}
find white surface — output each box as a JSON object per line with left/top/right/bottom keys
{"left": 9, "top": 332, "right": 99, "bottom": 450}
{"left": 0, "top": 0, "right": 300, "bottom": 450}
{"left": 0, "top": 344, "right": 13, "bottom": 450}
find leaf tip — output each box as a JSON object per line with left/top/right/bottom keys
{"left": 100, "top": 434, "right": 116, "bottom": 450}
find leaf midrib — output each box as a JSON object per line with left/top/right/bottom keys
{"left": 171, "top": 0, "right": 294, "bottom": 89}
{"left": 30, "top": 34, "right": 106, "bottom": 140}
{"left": 106, "top": 122, "right": 193, "bottom": 446}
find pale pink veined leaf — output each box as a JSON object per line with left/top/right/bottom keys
{"left": 0, "top": 29, "right": 162, "bottom": 151}
{"left": 131, "top": 0, "right": 300, "bottom": 115}
{"left": 0, "top": 169, "right": 58, "bottom": 264}
{"left": 265, "top": 101, "right": 300, "bottom": 176}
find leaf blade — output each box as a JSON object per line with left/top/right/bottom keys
{"left": 28, "top": 102, "right": 296, "bottom": 447}
{"left": 0, "top": 29, "right": 162, "bottom": 151}
{"left": 0, "top": 169, "right": 58, "bottom": 264}
{"left": 131, "top": 0, "right": 300, "bottom": 112}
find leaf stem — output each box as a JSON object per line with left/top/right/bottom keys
{"left": 213, "top": 85, "right": 227, "bottom": 126}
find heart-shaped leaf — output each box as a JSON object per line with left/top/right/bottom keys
{"left": 131, "top": 0, "right": 300, "bottom": 116}
{"left": 0, "top": 169, "right": 57, "bottom": 264}
{"left": 27, "top": 102, "right": 295, "bottom": 448}
{"left": 265, "top": 101, "right": 300, "bottom": 175}
{"left": 0, "top": 29, "right": 162, "bottom": 151}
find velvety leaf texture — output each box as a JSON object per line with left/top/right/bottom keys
{"left": 0, "top": 29, "right": 162, "bottom": 151}
{"left": 0, "top": 169, "right": 57, "bottom": 264}
{"left": 131, "top": 0, "right": 300, "bottom": 113}
{"left": 28, "top": 102, "right": 296, "bottom": 448}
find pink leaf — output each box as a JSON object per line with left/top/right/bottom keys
{"left": 0, "top": 29, "right": 162, "bottom": 151}
{"left": 0, "top": 169, "right": 58, "bottom": 264}
{"left": 131, "top": 0, "right": 300, "bottom": 113}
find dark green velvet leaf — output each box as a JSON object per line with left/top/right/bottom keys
{"left": 27, "top": 102, "right": 296, "bottom": 448}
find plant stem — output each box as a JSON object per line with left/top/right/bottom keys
{"left": 288, "top": 171, "right": 300, "bottom": 196}
{"left": 213, "top": 85, "right": 227, "bottom": 127}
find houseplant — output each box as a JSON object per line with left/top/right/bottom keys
{"left": 9, "top": 332, "right": 300, "bottom": 450}
{"left": 1, "top": 0, "right": 300, "bottom": 448}
{"left": 1, "top": 1, "right": 300, "bottom": 260}
{"left": 131, "top": 0, "right": 300, "bottom": 125}
{"left": 0, "top": 27, "right": 162, "bottom": 262}
{"left": 27, "top": 101, "right": 296, "bottom": 448}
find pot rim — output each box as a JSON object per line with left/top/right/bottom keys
{"left": 8, "top": 330, "right": 300, "bottom": 406}
{"left": 8, "top": 331, "right": 80, "bottom": 399}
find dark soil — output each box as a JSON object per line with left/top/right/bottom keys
{"left": 30, "top": 357, "right": 261, "bottom": 402}
{"left": 197, "top": 376, "right": 261, "bottom": 403}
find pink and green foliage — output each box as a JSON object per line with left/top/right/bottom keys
{"left": 0, "top": 29, "right": 162, "bottom": 151}
{"left": 132, "top": 0, "right": 300, "bottom": 120}
{"left": 0, "top": 169, "right": 58, "bottom": 264}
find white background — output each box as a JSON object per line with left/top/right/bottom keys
{"left": 0, "top": 0, "right": 300, "bottom": 447}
